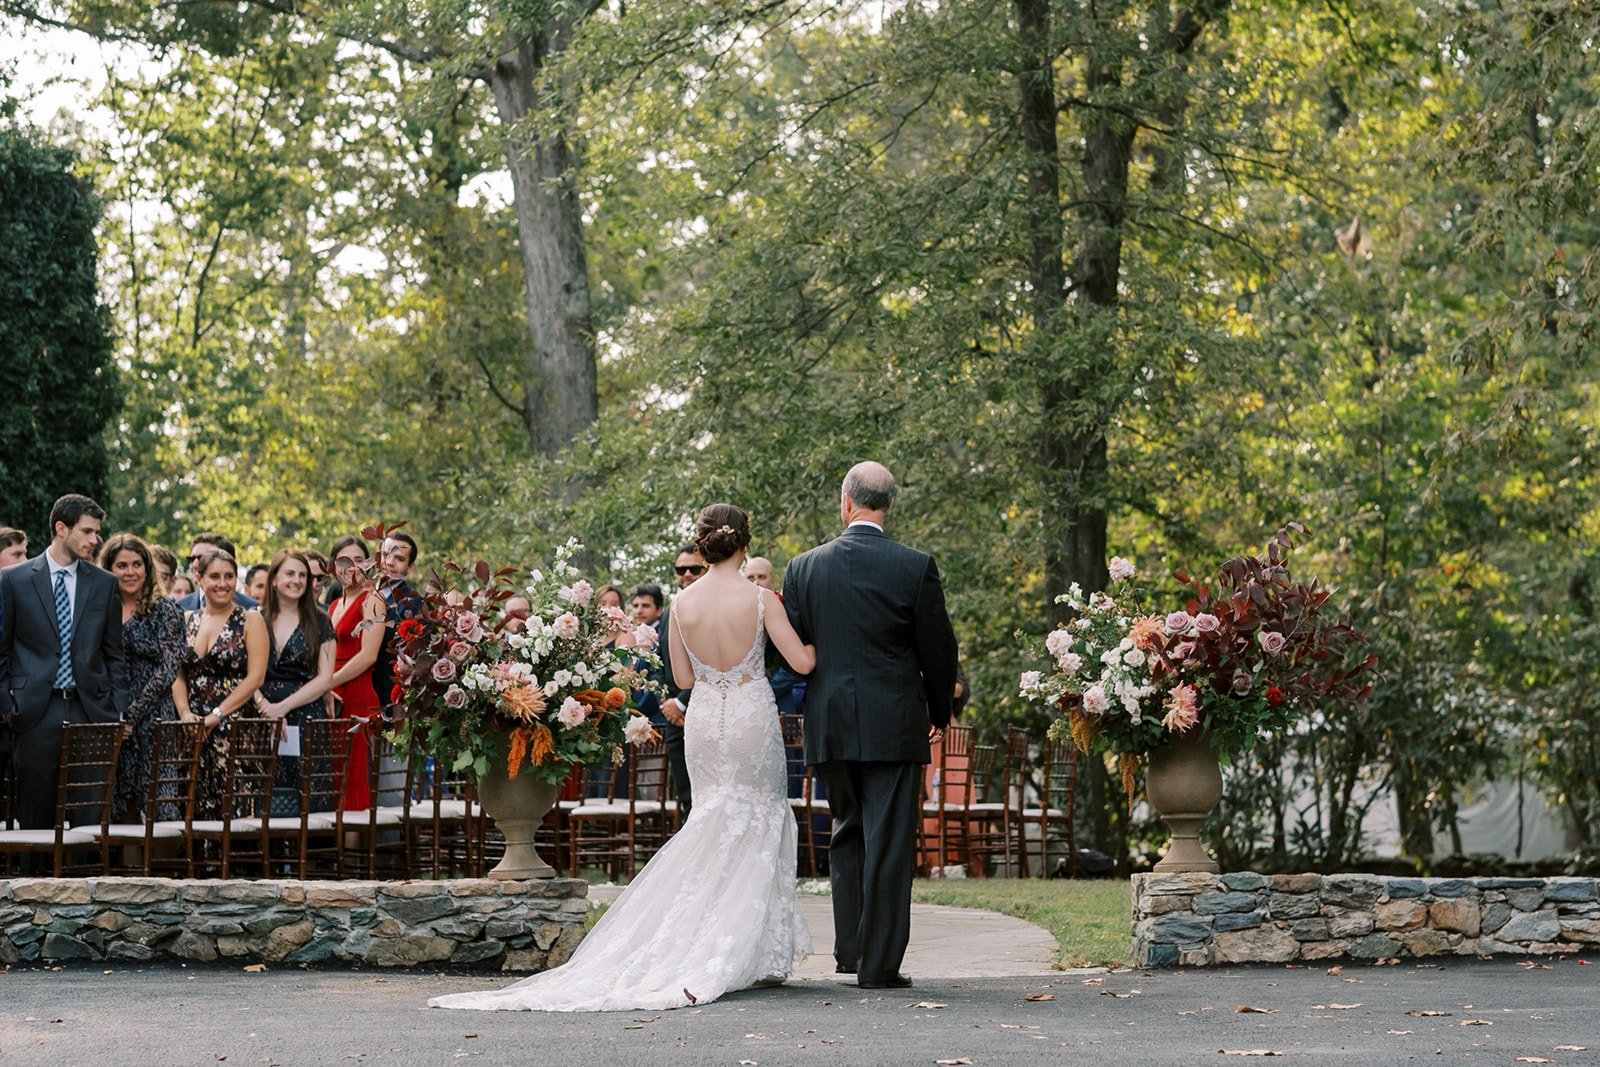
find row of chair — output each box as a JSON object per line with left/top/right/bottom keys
{"left": 1, "top": 718, "right": 1082, "bottom": 881}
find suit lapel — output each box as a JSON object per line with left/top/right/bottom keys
{"left": 28, "top": 557, "right": 59, "bottom": 635}
{"left": 72, "top": 565, "right": 96, "bottom": 628}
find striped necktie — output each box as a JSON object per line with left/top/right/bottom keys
{"left": 54, "top": 569, "right": 75, "bottom": 690}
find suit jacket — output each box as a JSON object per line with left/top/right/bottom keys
{"left": 783, "top": 524, "right": 959, "bottom": 765}
{"left": 374, "top": 578, "right": 422, "bottom": 705}
{"left": 656, "top": 605, "right": 692, "bottom": 716}
{"left": 178, "top": 589, "right": 257, "bottom": 613}
{"left": 0, "top": 554, "right": 130, "bottom": 730}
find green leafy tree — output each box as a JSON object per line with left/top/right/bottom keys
{"left": 0, "top": 129, "right": 120, "bottom": 538}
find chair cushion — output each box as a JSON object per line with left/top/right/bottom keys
{"left": 408, "top": 801, "right": 481, "bottom": 820}
{"left": 236, "top": 815, "right": 337, "bottom": 832}
{"left": 187, "top": 819, "right": 261, "bottom": 834}
{"left": 1021, "top": 807, "right": 1066, "bottom": 818}
{"left": 350, "top": 809, "right": 404, "bottom": 827}
{"left": 967, "top": 802, "right": 1007, "bottom": 813}
{"left": 570, "top": 801, "right": 663, "bottom": 817}
{"left": 100, "top": 822, "right": 185, "bottom": 840}
{"left": 0, "top": 829, "right": 97, "bottom": 846}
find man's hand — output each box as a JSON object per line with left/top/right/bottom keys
{"left": 928, "top": 724, "right": 944, "bottom": 745}
{"left": 662, "top": 698, "right": 686, "bottom": 727}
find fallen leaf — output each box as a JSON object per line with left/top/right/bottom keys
{"left": 1461, "top": 1019, "right": 1492, "bottom": 1027}
{"left": 1326, "top": 966, "right": 1343, "bottom": 976}
{"left": 1025, "top": 994, "right": 1055, "bottom": 1002}
{"left": 738, "top": 1061, "right": 757, "bottom": 1066}
{"left": 1081, "top": 978, "right": 1104, "bottom": 986}
{"left": 934, "top": 1060, "right": 973, "bottom": 1066}
{"left": 1554, "top": 1047, "right": 1588, "bottom": 1052}
{"left": 1405, "top": 1010, "right": 1451, "bottom": 1017}
{"left": 1219, "top": 1051, "right": 1283, "bottom": 1057}
{"left": 1100, "top": 990, "right": 1134, "bottom": 998}
{"left": 1327, "top": 1003, "right": 1361, "bottom": 1010}
{"left": 1235, "top": 1006, "right": 1278, "bottom": 1015}
{"left": 1386, "top": 1030, "right": 1413, "bottom": 1035}
{"left": 1514, "top": 1058, "right": 1551, "bottom": 1064}
{"left": 1518, "top": 961, "right": 1551, "bottom": 971}
{"left": 912, "top": 1002, "right": 949, "bottom": 1010}
{"left": 243, "top": 964, "right": 267, "bottom": 973}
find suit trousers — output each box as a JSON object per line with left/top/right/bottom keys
{"left": 661, "top": 722, "right": 692, "bottom": 818}
{"left": 14, "top": 693, "right": 91, "bottom": 830}
{"left": 818, "top": 759, "right": 921, "bottom": 982}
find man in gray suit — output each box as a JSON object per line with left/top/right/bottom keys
{"left": 0, "top": 494, "right": 129, "bottom": 829}
{"left": 784, "top": 462, "right": 959, "bottom": 989}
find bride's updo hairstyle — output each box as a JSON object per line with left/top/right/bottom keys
{"left": 695, "top": 503, "right": 752, "bottom": 565}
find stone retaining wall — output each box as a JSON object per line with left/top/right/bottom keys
{"left": 0, "top": 877, "right": 589, "bottom": 970}
{"left": 1132, "top": 873, "right": 1600, "bottom": 967}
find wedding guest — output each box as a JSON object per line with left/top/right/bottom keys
{"left": 628, "top": 584, "right": 665, "bottom": 723}
{"left": 0, "top": 527, "right": 27, "bottom": 569}
{"left": 255, "top": 549, "right": 336, "bottom": 801}
{"left": 502, "top": 594, "right": 533, "bottom": 634}
{"left": 375, "top": 531, "right": 422, "bottom": 713}
{"left": 597, "top": 585, "right": 625, "bottom": 612}
{"left": 326, "top": 535, "right": 386, "bottom": 811}
{"left": 181, "top": 549, "right": 268, "bottom": 819}
{"left": 659, "top": 547, "right": 704, "bottom": 815}
{"left": 304, "top": 549, "right": 337, "bottom": 606}
{"left": 166, "top": 573, "right": 196, "bottom": 600}
{"left": 243, "top": 564, "right": 269, "bottom": 605}
{"left": 177, "top": 532, "right": 258, "bottom": 611}
{"left": 100, "top": 534, "right": 187, "bottom": 821}
{"left": 744, "top": 556, "right": 775, "bottom": 588}
{"left": 149, "top": 545, "right": 178, "bottom": 591}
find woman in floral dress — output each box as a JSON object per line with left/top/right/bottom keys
{"left": 182, "top": 550, "right": 268, "bottom": 819}
{"left": 100, "top": 533, "right": 187, "bottom": 821}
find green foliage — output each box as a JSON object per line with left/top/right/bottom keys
{"left": 0, "top": 128, "right": 119, "bottom": 537}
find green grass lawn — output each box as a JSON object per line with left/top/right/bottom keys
{"left": 911, "top": 877, "right": 1133, "bottom": 969}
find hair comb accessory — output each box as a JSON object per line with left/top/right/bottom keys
{"left": 717, "top": 525, "right": 735, "bottom": 535}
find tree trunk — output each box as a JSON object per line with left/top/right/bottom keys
{"left": 488, "top": 33, "right": 598, "bottom": 457}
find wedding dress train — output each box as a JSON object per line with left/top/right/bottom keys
{"left": 430, "top": 594, "right": 810, "bottom": 1012}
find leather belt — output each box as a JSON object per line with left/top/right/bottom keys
{"left": 50, "top": 688, "right": 78, "bottom": 701}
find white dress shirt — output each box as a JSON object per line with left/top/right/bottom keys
{"left": 847, "top": 519, "right": 885, "bottom": 533}
{"left": 46, "top": 554, "right": 80, "bottom": 618}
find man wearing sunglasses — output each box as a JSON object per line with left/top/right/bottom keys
{"left": 657, "top": 545, "right": 705, "bottom": 816}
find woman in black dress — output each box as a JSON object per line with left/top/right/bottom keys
{"left": 182, "top": 549, "right": 268, "bottom": 819}
{"left": 100, "top": 533, "right": 187, "bottom": 821}
{"left": 254, "top": 549, "right": 336, "bottom": 801}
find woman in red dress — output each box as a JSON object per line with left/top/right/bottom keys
{"left": 326, "top": 535, "right": 387, "bottom": 811}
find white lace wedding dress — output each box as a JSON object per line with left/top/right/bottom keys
{"left": 430, "top": 594, "right": 810, "bottom": 1012}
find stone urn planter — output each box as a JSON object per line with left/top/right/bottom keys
{"left": 476, "top": 746, "right": 562, "bottom": 880}
{"left": 1145, "top": 728, "right": 1223, "bottom": 873}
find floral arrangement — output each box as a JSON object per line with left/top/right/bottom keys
{"left": 1021, "top": 523, "right": 1376, "bottom": 804}
{"left": 387, "top": 539, "right": 664, "bottom": 784}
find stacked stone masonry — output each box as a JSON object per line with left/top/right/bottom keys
{"left": 0, "top": 877, "right": 589, "bottom": 970}
{"left": 1133, "top": 873, "right": 1600, "bottom": 967}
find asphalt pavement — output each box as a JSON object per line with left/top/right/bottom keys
{"left": 5, "top": 904, "right": 1600, "bottom": 1066}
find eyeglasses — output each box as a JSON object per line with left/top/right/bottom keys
{"left": 674, "top": 565, "right": 706, "bottom": 576}
{"left": 334, "top": 557, "right": 366, "bottom": 572}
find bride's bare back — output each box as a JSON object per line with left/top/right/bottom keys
{"left": 668, "top": 566, "right": 815, "bottom": 688}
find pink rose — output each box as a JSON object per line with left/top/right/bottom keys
{"left": 1082, "top": 685, "right": 1110, "bottom": 716}
{"left": 430, "top": 657, "right": 457, "bottom": 683}
{"left": 556, "top": 696, "right": 587, "bottom": 728}
{"left": 1230, "top": 670, "right": 1253, "bottom": 696}
{"left": 624, "top": 715, "right": 655, "bottom": 745}
{"left": 634, "top": 623, "right": 659, "bottom": 650}
{"left": 454, "top": 611, "right": 481, "bottom": 638}
{"left": 1108, "top": 556, "right": 1136, "bottom": 582}
{"left": 567, "top": 580, "right": 594, "bottom": 606}
{"left": 448, "top": 641, "right": 473, "bottom": 663}
{"left": 1045, "top": 629, "right": 1073, "bottom": 658}
{"left": 1257, "top": 630, "right": 1287, "bottom": 655}
{"left": 1193, "top": 613, "right": 1221, "bottom": 633}
{"left": 1165, "top": 611, "right": 1193, "bottom": 633}
{"left": 552, "top": 612, "right": 581, "bottom": 639}
{"left": 443, "top": 685, "right": 467, "bottom": 709}
{"left": 602, "top": 604, "right": 631, "bottom": 629}
{"left": 1020, "top": 671, "right": 1043, "bottom": 693}
{"left": 1059, "top": 652, "right": 1083, "bottom": 674}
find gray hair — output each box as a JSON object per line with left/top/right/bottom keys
{"left": 842, "top": 462, "right": 896, "bottom": 513}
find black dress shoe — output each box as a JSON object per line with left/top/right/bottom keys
{"left": 835, "top": 963, "right": 857, "bottom": 975}
{"left": 857, "top": 973, "right": 913, "bottom": 989}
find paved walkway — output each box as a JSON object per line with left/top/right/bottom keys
{"left": 588, "top": 882, "right": 1067, "bottom": 980}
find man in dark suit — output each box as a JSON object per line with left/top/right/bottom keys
{"left": 176, "top": 531, "right": 257, "bottom": 612}
{"left": 0, "top": 494, "right": 130, "bottom": 829}
{"left": 784, "top": 462, "right": 959, "bottom": 989}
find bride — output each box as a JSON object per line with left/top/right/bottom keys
{"left": 430, "top": 503, "right": 815, "bottom": 1012}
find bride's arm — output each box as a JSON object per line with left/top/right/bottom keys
{"left": 762, "top": 589, "right": 816, "bottom": 675}
{"left": 666, "top": 606, "right": 696, "bottom": 691}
